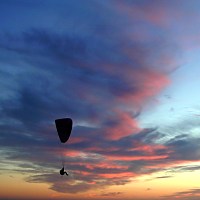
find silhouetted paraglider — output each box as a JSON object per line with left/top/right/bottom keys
{"left": 55, "top": 118, "right": 73, "bottom": 143}
{"left": 55, "top": 118, "right": 73, "bottom": 176}
{"left": 60, "top": 166, "right": 69, "bottom": 176}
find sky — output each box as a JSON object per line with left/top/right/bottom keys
{"left": 1, "top": 0, "right": 200, "bottom": 199}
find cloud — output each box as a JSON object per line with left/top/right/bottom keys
{"left": 100, "top": 191, "right": 122, "bottom": 197}
{"left": 166, "top": 136, "right": 200, "bottom": 161}
{"left": 162, "top": 188, "right": 200, "bottom": 200}
{"left": 0, "top": 0, "right": 190, "bottom": 195}
{"left": 155, "top": 175, "right": 172, "bottom": 179}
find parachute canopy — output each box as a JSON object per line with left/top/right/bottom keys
{"left": 55, "top": 118, "right": 73, "bottom": 143}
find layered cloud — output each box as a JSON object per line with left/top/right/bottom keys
{"left": 0, "top": 0, "right": 200, "bottom": 197}
{"left": 162, "top": 188, "right": 200, "bottom": 200}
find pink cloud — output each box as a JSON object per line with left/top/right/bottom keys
{"left": 114, "top": 1, "right": 175, "bottom": 28}
{"left": 67, "top": 137, "right": 87, "bottom": 144}
{"left": 99, "top": 172, "right": 135, "bottom": 179}
{"left": 102, "top": 69, "right": 169, "bottom": 140}
{"left": 104, "top": 110, "right": 140, "bottom": 140}
{"left": 106, "top": 155, "right": 168, "bottom": 161}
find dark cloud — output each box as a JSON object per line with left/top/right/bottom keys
{"left": 162, "top": 188, "right": 200, "bottom": 200}
{"left": 101, "top": 191, "right": 122, "bottom": 197}
{"left": 166, "top": 135, "right": 200, "bottom": 161}
{"left": 155, "top": 175, "right": 172, "bottom": 179}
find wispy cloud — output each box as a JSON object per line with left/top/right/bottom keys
{"left": 162, "top": 188, "right": 200, "bottom": 200}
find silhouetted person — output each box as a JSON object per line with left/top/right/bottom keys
{"left": 60, "top": 166, "right": 68, "bottom": 176}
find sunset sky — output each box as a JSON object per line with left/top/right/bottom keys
{"left": 1, "top": 0, "right": 200, "bottom": 200}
